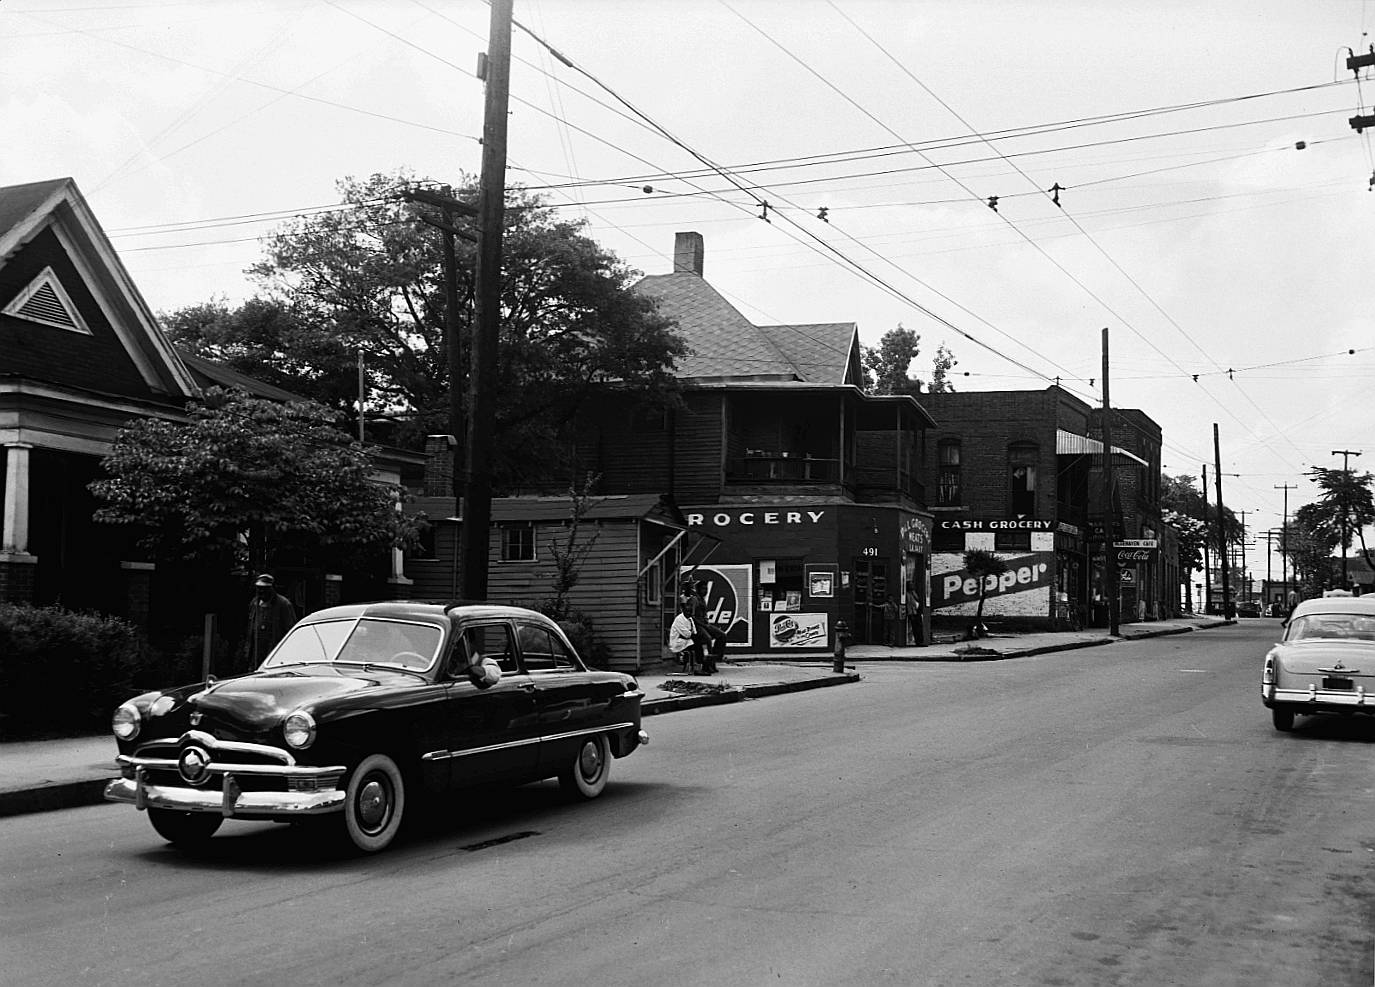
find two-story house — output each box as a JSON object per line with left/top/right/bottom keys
{"left": 571, "top": 232, "right": 938, "bottom": 654}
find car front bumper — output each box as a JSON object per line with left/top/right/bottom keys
{"left": 105, "top": 732, "right": 347, "bottom": 818}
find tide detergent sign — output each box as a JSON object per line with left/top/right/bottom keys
{"left": 694, "top": 564, "right": 753, "bottom": 646}
{"left": 932, "top": 553, "right": 1054, "bottom": 607}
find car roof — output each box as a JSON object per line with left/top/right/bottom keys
{"left": 1289, "top": 596, "right": 1375, "bottom": 618}
{"left": 300, "top": 601, "right": 552, "bottom": 624}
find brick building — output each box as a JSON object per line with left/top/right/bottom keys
{"left": 915, "top": 386, "right": 1169, "bottom": 629}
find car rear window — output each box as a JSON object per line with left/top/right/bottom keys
{"left": 1287, "top": 614, "right": 1375, "bottom": 642}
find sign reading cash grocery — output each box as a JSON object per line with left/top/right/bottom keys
{"left": 936, "top": 519, "right": 1054, "bottom": 532}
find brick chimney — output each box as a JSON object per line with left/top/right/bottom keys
{"left": 423, "top": 434, "right": 456, "bottom": 496}
{"left": 673, "top": 231, "right": 704, "bottom": 275}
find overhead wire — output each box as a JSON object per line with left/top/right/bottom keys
{"left": 822, "top": 0, "right": 1312, "bottom": 474}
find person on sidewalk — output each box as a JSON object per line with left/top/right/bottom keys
{"left": 882, "top": 594, "right": 901, "bottom": 647}
{"left": 905, "top": 582, "right": 926, "bottom": 646}
{"left": 688, "top": 578, "right": 724, "bottom": 674}
{"left": 668, "top": 600, "right": 699, "bottom": 675}
{"left": 246, "top": 573, "right": 296, "bottom": 669}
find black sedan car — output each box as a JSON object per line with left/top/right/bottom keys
{"left": 105, "top": 603, "right": 647, "bottom": 853}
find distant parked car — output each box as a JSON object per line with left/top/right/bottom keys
{"left": 105, "top": 602, "right": 647, "bottom": 853}
{"left": 1261, "top": 596, "right": 1375, "bottom": 732}
{"left": 1236, "top": 601, "right": 1262, "bottom": 618}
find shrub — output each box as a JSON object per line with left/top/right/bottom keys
{"left": 0, "top": 604, "right": 149, "bottom": 739}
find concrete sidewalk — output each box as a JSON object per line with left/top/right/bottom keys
{"left": 0, "top": 615, "right": 1237, "bottom": 819}
{"left": 842, "top": 614, "right": 1236, "bottom": 662}
{"left": 0, "top": 661, "right": 860, "bottom": 819}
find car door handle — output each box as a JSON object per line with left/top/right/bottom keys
{"left": 518, "top": 682, "right": 537, "bottom": 692}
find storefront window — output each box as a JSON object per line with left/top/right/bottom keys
{"left": 757, "top": 558, "right": 804, "bottom": 612}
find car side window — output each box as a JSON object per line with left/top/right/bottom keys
{"left": 518, "top": 623, "right": 578, "bottom": 673}
{"left": 456, "top": 624, "right": 518, "bottom": 675}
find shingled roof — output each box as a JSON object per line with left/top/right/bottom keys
{"left": 635, "top": 266, "right": 859, "bottom": 385}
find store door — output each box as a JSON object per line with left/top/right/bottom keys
{"left": 851, "top": 557, "right": 890, "bottom": 645}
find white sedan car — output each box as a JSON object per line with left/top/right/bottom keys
{"left": 1262, "top": 596, "right": 1375, "bottom": 731}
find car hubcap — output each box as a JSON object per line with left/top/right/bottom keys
{"left": 579, "top": 741, "right": 603, "bottom": 782}
{"left": 357, "top": 777, "right": 391, "bottom": 832}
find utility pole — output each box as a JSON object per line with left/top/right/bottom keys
{"left": 1275, "top": 482, "right": 1296, "bottom": 600}
{"left": 1214, "top": 424, "right": 1232, "bottom": 619}
{"left": 1101, "top": 328, "right": 1119, "bottom": 635}
{"left": 458, "top": 0, "right": 513, "bottom": 601}
{"left": 1332, "top": 449, "right": 1362, "bottom": 587}
{"left": 1202, "top": 464, "right": 1212, "bottom": 614}
{"left": 400, "top": 184, "right": 478, "bottom": 506}
{"left": 1237, "top": 508, "right": 1249, "bottom": 600}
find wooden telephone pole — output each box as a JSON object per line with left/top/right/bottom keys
{"left": 1101, "top": 328, "right": 1119, "bottom": 635}
{"left": 457, "top": 0, "right": 513, "bottom": 601}
{"left": 1213, "top": 424, "right": 1232, "bottom": 619}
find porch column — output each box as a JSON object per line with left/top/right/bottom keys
{"left": 1, "top": 443, "right": 38, "bottom": 603}
{"left": 387, "top": 492, "right": 412, "bottom": 598}
{"left": 2, "top": 442, "right": 33, "bottom": 555}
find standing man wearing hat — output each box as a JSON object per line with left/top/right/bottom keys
{"left": 247, "top": 574, "right": 296, "bottom": 668}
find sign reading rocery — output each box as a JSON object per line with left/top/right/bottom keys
{"left": 686, "top": 509, "right": 826, "bottom": 527}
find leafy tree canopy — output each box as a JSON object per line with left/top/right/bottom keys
{"left": 90, "top": 388, "right": 419, "bottom": 573}
{"left": 861, "top": 324, "right": 957, "bottom": 395}
{"left": 162, "top": 170, "right": 686, "bottom": 489}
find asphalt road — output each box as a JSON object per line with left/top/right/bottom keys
{"left": 7, "top": 621, "right": 1375, "bottom": 986}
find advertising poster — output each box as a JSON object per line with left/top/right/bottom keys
{"left": 770, "top": 612, "right": 828, "bottom": 648}
{"left": 930, "top": 552, "right": 1055, "bottom": 616}
{"left": 695, "top": 564, "right": 753, "bottom": 647}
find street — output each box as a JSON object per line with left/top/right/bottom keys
{"left": 6, "top": 622, "right": 1375, "bottom": 986}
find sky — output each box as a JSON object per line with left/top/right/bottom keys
{"left": 4, "top": 0, "right": 1375, "bottom": 587}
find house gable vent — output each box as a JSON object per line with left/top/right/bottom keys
{"left": 2, "top": 266, "right": 92, "bottom": 334}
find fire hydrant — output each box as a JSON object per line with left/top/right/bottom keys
{"left": 833, "top": 619, "right": 850, "bottom": 673}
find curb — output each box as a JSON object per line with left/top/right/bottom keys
{"left": 642, "top": 671, "right": 861, "bottom": 716}
{"left": 0, "top": 778, "right": 112, "bottom": 819}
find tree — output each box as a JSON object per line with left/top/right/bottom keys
{"left": 1304, "top": 466, "right": 1375, "bottom": 583}
{"left": 963, "top": 549, "right": 1007, "bottom": 639}
{"left": 162, "top": 170, "right": 687, "bottom": 486}
{"left": 1289, "top": 502, "right": 1341, "bottom": 594}
{"left": 89, "top": 388, "right": 419, "bottom": 574}
{"left": 928, "top": 343, "right": 958, "bottom": 393}
{"left": 861, "top": 324, "right": 957, "bottom": 395}
{"left": 543, "top": 473, "right": 603, "bottom": 621}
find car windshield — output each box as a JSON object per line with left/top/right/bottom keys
{"left": 1287, "top": 613, "right": 1375, "bottom": 642}
{"left": 263, "top": 617, "right": 444, "bottom": 671}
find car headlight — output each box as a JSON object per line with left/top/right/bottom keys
{"left": 283, "top": 709, "right": 316, "bottom": 750}
{"left": 112, "top": 702, "right": 141, "bottom": 741}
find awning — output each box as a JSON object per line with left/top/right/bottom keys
{"left": 1056, "top": 429, "right": 1148, "bottom": 467}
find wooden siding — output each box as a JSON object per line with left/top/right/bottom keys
{"left": 0, "top": 227, "right": 150, "bottom": 398}
{"left": 485, "top": 520, "right": 645, "bottom": 672}
{"left": 673, "top": 392, "right": 724, "bottom": 503}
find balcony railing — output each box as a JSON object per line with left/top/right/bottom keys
{"left": 729, "top": 454, "right": 839, "bottom": 483}
{"left": 852, "top": 465, "right": 925, "bottom": 503}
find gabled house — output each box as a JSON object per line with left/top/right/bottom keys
{"left": 561, "top": 232, "right": 938, "bottom": 651}
{"left": 0, "top": 178, "right": 421, "bottom": 644}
